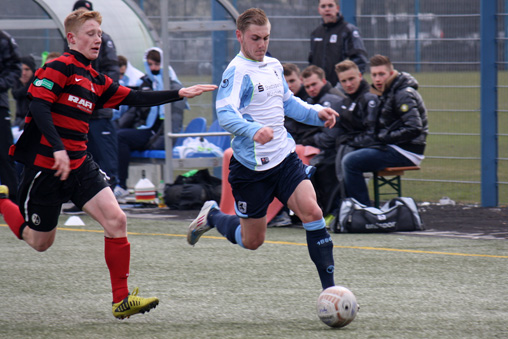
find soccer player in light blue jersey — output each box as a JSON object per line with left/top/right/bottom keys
{"left": 188, "top": 8, "right": 339, "bottom": 290}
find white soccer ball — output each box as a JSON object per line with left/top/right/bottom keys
{"left": 316, "top": 286, "right": 359, "bottom": 328}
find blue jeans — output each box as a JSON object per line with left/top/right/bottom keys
{"left": 341, "top": 147, "right": 415, "bottom": 206}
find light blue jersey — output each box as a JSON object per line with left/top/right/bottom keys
{"left": 216, "top": 52, "right": 325, "bottom": 171}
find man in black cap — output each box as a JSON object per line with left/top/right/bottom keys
{"left": 73, "top": 0, "right": 93, "bottom": 10}
{"left": 64, "top": 1, "right": 121, "bottom": 213}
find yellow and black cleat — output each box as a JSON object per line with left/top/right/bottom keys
{"left": 112, "top": 287, "right": 159, "bottom": 320}
{"left": 0, "top": 185, "right": 8, "bottom": 199}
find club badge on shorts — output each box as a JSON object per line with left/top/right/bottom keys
{"left": 238, "top": 201, "right": 247, "bottom": 214}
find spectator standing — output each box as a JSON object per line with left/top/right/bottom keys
{"left": 309, "top": 0, "right": 368, "bottom": 87}
{"left": 341, "top": 54, "right": 428, "bottom": 206}
{"left": 187, "top": 8, "right": 339, "bottom": 291}
{"left": 12, "top": 55, "right": 36, "bottom": 130}
{"left": 0, "top": 30, "right": 21, "bottom": 202}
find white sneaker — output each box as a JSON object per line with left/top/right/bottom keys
{"left": 187, "top": 201, "right": 218, "bottom": 246}
{"left": 268, "top": 211, "right": 292, "bottom": 227}
{"left": 114, "top": 186, "right": 130, "bottom": 203}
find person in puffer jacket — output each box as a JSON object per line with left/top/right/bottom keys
{"left": 341, "top": 54, "right": 428, "bottom": 206}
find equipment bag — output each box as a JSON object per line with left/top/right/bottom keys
{"left": 333, "top": 197, "right": 424, "bottom": 233}
{"left": 163, "top": 169, "right": 221, "bottom": 210}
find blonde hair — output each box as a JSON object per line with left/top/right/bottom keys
{"left": 236, "top": 8, "right": 269, "bottom": 33}
{"left": 64, "top": 9, "right": 102, "bottom": 35}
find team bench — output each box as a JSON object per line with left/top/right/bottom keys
{"left": 372, "top": 166, "right": 421, "bottom": 208}
{"left": 130, "top": 131, "right": 231, "bottom": 177}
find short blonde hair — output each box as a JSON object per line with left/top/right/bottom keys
{"left": 236, "top": 8, "right": 269, "bottom": 33}
{"left": 64, "top": 9, "right": 102, "bottom": 35}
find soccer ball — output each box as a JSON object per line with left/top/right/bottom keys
{"left": 316, "top": 286, "right": 359, "bottom": 328}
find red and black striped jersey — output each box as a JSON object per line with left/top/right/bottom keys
{"left": 9, "top": 50, "right": 130, "bottom": 171}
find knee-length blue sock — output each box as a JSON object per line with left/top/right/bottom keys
{"left": 304, "top": 219, "right": 335, "bottom": 289}
{"left": 208, "top": 209, "right": 244, "bottom": 247}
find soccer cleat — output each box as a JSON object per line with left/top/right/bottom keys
{"left": 0, "top": 185, "right": 8, "bottom": 199}
{"left": 112, "top": 287, "right": 159, "bottom": 320}
{"left": 187, "top": 200, "right": 218, "bottom": 246}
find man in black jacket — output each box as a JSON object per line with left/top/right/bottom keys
{"left": 0, "top": 30, "right": 21, "bottom": 201}
{"left": 309, "top": 0, "right": 368, "bottom": 87}
{"left": 341, "top": 54, "right": 428, "bottom": 206}
{"left": 333, "top": 60, "right": 380, "bottom": 201}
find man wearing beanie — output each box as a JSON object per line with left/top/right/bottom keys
{"left": 12, "top": 55, "right": 36, "bottom": 130}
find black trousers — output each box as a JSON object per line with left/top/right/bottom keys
{"left": 0, "top": 107, "right": 18, "bottom": 201}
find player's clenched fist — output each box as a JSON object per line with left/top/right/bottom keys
{"left": 253, "top": 126, "right": 274, "bottom": 145}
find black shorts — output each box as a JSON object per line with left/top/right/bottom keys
{"left": 228, "top": 152, "right": 309, "bottom": 219}
{"left": 17, "top": 154, "right": 110, "bottom": 232}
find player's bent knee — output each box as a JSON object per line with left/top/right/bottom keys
{"left": 31, "top": 238, "right": 54, "bottom": 252}
{"left": 300, "top": 206, "right": 323, "bottom": 224}
{"left": 242, "top": 236, "right": 264, "bottom": 250}
{"left": 102, "top": 210, "right": 127, "bottom": 236}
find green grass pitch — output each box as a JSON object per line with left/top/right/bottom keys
{"left": 1, "top": 214, "right": 507, "bottom": 338}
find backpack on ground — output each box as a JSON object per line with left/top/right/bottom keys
{"left": 163, "top": 169, "right": 221, "bottom": 210}
{"left": 331, "top": 197, "right": 424, "bottom": 233}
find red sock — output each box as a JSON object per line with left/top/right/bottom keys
{"left": 0, "top": 198, "right": 25, "bottom": 239}
{"left": 105, "top": 237, "right": 130, "bottom": 303}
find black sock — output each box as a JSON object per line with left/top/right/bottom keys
{"left": 306, "top": 228, "right": 335, "bottom": 289}
{"left": 209, "top": 209, "right": 241, "bottom": 244}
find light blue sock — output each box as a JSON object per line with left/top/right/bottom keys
{"left": 234, "top": 225, "right": 245, "bottom": 248}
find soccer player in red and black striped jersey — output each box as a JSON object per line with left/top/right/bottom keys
{"left": 0, "top": 9, "right": 216, "bottom": 319}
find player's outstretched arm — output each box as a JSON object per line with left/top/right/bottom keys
{"left": 121, "top": 84, "right": 217, "bottom": 107}
{"left": 318, "top": 107, "right": 339, "bottom": 128}
{"left": 178, "top": 84, "right": 218, "bottom": 98}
